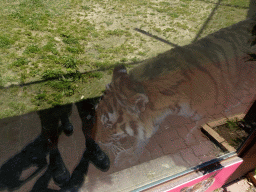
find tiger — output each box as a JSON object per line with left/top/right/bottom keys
{"left": 93, "top": 17, "right": 256, "bottom": 167}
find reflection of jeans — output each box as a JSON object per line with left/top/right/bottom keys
{"left": 37, "top": 104, "right": 73, "bottom": 147}
{"left": 75, "top": 100, "right": 96, "bottom": 140}
{"left": 37, "top": 98, "right": 100, "bottom": 147}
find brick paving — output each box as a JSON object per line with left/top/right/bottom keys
{"left": 221, "top": 178, "right": 256, "bottom": 192}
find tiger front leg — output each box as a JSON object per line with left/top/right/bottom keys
{"left": 114, "top": 138, "right": 149, "bottom": 167}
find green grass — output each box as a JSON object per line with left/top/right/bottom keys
{"left": 0, "top": 0, "right": 249, "bottom": 118}
{"left": 0, "top": 36, "right": 14, "bottom": 48}
{"left": 226, "top": 118, "right": 244, "bottom": 131}
{"left": 11, "top": 58, "right": 29, "bottom": 67}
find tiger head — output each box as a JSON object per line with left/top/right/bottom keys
{"left": 94, "top": 65, "right": 149, "bottom": 145}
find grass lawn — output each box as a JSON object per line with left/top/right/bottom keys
{"left": 0, "top": 0, "right": 249, "bottom": 119}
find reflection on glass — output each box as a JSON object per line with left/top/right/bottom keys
{"left": 1, "top": 17, "right": 256, "bottom": 192}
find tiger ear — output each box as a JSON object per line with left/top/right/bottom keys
{"left": 112, "top": 65, "right": 148, "bottom": 113}
{"left": 112, "top": 64, "right": 127, "bottom": 81}
{"left": 112, "top": 64, "right": 144, "bottom": 94}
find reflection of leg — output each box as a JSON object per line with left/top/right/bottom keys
{"left": 39, "top": 110, "right": 70, "bottom": 187}
{"left": 86, "top": 137, "right": 110, "bottom": 172}
{"left": 83, "top": 107, "right": 110, "bottom": 172}
{"left": 65, "top": 151, "right": 89, "bottom": 188}
{"left": 49, "top": 148, "right": 70, "bottom": 187}
{"left": 31, "top": 167, "right": 59, "bottom": 192}
{"left": 60, "top": 104, "right": 74, "bottom": 136}
{"left": 60, "top": 113, "right": 74, "bottom": 137}
{"left": 42, "top": 127, "right": 70, "bottom": 187}
{"left": 75, "top": 100, "right": 110, "bottom": 171}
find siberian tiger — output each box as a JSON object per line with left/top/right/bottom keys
{"left": 94, "top": 18, "right": 256, "bottom": 167}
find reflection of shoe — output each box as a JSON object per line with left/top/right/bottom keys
{"left": 60, "top": 115, "right": 74, "bottom": 137}
{"left": 67, "top": 155, "right": 89, "bottom": 188}
{"left": 86, "top": 139, "right": 110, "bottom": 172}
{"left": 49, "top": 150, "right": 70, "bottom": 187}
{"left": 60, "top": 123, "right": 74, "bottom": 137}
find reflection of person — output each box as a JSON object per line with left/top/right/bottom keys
{"left": 36, "top": 100, "right": 110, "bottom": 189}
{"left": 37, "top": 104, "right": 74, "bottom": 187}
{"left": 0, "top": 100, "right": 110, "bottom": 191}
{"left": 68, "top": 100, "right": 110, "bottom": 188}
{"left": 0, "top": 104, "right": 74, "bottom": 191}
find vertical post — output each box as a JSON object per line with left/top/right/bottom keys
{"left": 237, "top": 100, "right": 256, "bottom": 157}
{"left": 247, "top": 0, "right": 256, "bottom": 19}
{"left": 226, "top": 101, "right": 256, "bottom": 183}
{"left": 243, "top": 101, "right": 256, "bottom": 123}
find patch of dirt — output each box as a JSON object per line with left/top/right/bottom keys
{"left": 212, "top": 121, "right": 249, "bottom": 149}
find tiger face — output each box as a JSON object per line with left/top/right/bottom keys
{"left": 94, "top": 65, "right": 150, "bottom": 151}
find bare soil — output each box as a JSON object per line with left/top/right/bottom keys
{"left": 212, "top": 122, "right": 249, "bottom": 149}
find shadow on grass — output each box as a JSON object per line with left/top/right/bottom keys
{"left": 199, "top": 0, "right": 248, "bottom": 9}
{"left": 0, "top": 60, "right": 143, "bottom": 90}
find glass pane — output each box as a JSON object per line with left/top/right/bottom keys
{"left": 0, "top": 0, "right": 254, "bottom": 191}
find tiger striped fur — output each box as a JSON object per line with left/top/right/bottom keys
{"left": 94, "top": 18, "right": 256, "bottom": 167}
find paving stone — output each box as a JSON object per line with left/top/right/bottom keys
{"left": 146, "top": 137, "right": 164, "bottom": 159}
{"left": 82, "top": 173, "right": 122, "bottom": 192}
{"left": 198, "top": 155, "right": 216, "bottom": 163}
{"left": 171, "top": 152, "right": 190, "bottom": 168}
{"left": 194, "top": 118, "right": 209, "bottom": 128}
{"left": 191, "top": 142, "right": 212, "bottom": 157}
{"left": 184, "top": 133, "right": 198, "bottom": 146}
{"left": 241, "top": 94, "right": 256, "bottom": 104}
{"left": 87, "top": 163, "right": 113, "bottom": 181}
{"left": 206, "top": 104, "right": 226, "bottom": 117}
{"left": 223, "top": 104, "right": 251, "bottom": 118}
{"left": 154, "top": 130, "right": 173, "bottom": 148}
{"left": 191, "top": 129, "right": 209, "bottom": 142}
{"left": 166, "top": 115, "right": 194, "bottom": 128}
{"left": 225, "top": 178, "right": 252, "bottom": 192}
{"left": 167, "top": 128, "right": 180, "bottom": 140}
{"left": 155, "top": 127, "right": 179, "bottom": 141}
{"left": 162, "top": 138, "right": 187, "bottom": 155}
{"left": 180, "top": 148, "right": 201, "bottom": 167}
{"left": 185, "top": 122, "right": 197, "bottom": 132}
{"left": 176, "top": 126, "right": 189, "bottom": 138}
{"left": 139, "top": 148, "right": 152, "bottom": 164}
